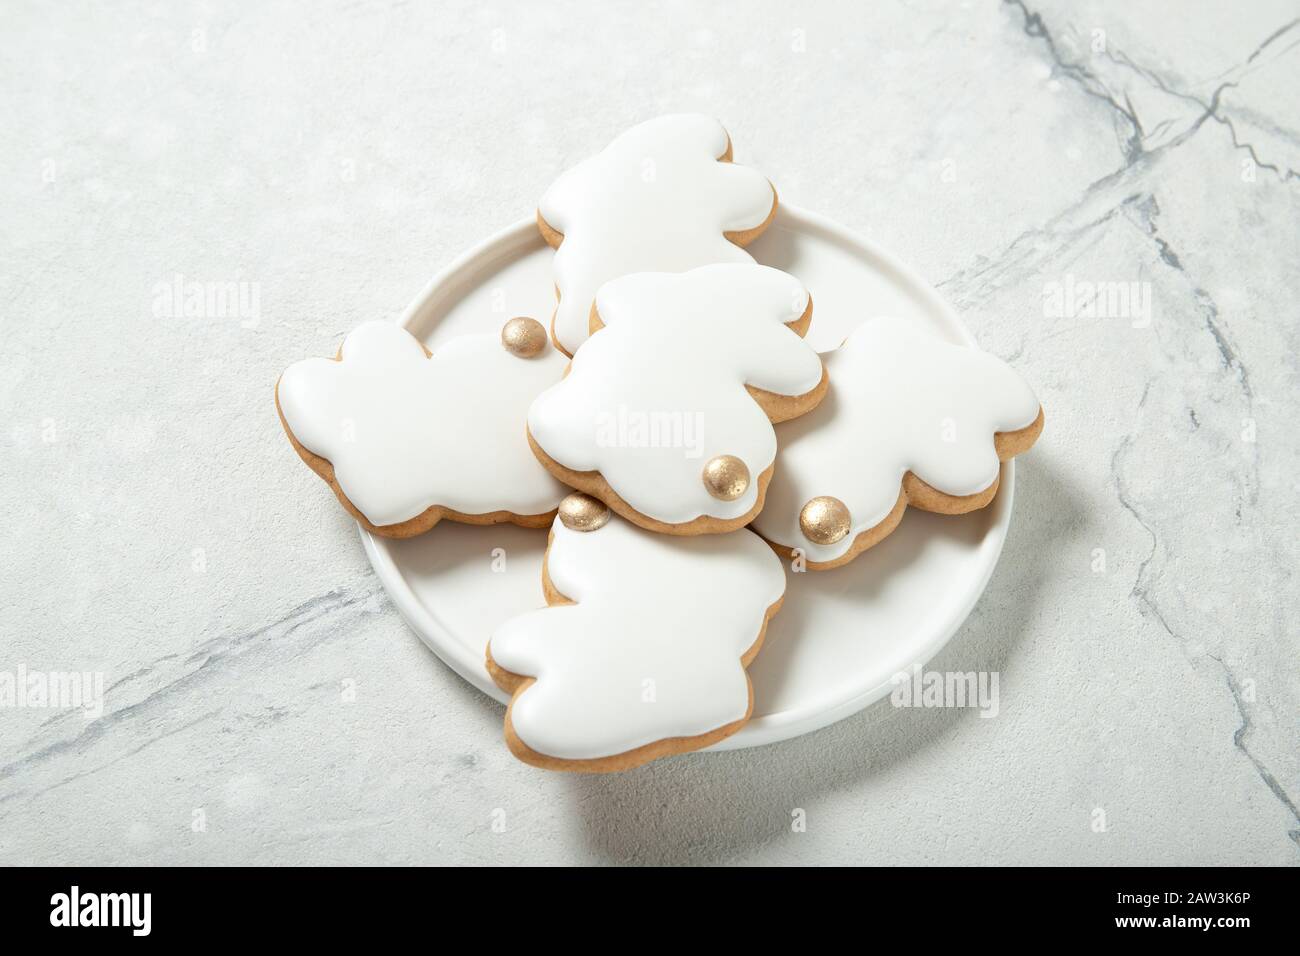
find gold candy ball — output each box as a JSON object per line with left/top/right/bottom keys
{"left": 702, "top": 455, "right": 751, "bottom": 501}
{"left": 799, "top": 496, "right": 851, "bottom": 545}
{"left": 557, "top": 492, "right": 610, "bottom": 532}
{"left": 500, "top": 316, "right": 549, "bottom": 358}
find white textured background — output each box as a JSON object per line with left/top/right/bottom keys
{"left": 1, "top": 0, "right": 1296, "bottom": 865}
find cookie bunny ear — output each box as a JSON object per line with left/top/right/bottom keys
{"left": 715, "top": 267, "right": 822, "bottom": 406}
{"left": 664, "top": 111, "right": 735, "bottom": 156}
{"left": 902, "top": 345, "right": 1038, "bottom": 490}
{"left": 651, "top": 115, "right": 778, "bottom": 236}
{"left": 715, "top": 161, "right": 779, "bottom": 244}
{"left": 596, "top": 264, "right": 820, "bottom": 412}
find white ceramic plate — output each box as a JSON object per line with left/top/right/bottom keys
{"left": 362, "top": 205, "right": 1015, "bottom": 750}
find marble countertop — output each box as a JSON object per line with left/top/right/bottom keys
{"left": 2, "top": 0, "right": 1296, "bottom": 865}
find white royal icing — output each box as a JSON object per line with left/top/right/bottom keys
{"left": 278, "top": 320, "right": 569, "bottom": 528}
{"left": 527, "top": 264, "right": 824, "bottom": 526}
{"left": 489, "top": 514, "right": 786, "bottom": 761}
{"left": 540, "top": 113, "right": 776, "bottom": 355}
{"left": 751, "top": 317, "right": 1042, "bottom": 564}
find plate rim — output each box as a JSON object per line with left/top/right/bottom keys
{"left": 361, "top": 203, "right": 1015, "bottom": 750}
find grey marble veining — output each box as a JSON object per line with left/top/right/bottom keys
{"left": 0, "top": 0, "right": 1295, "bottom": 865}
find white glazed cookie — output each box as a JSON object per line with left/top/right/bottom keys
{"left": 486, "top": 493, "right": 787, "bottom": 772}
{"left": 539, "top": 113, "right": 778, "bottom": 356}
{"left": 526, "top": 263, "right": 828, "bottom": 535}
{"left": 751, "top": 317, "right": 1045, "bottom": 570}
{"left": 276, "top": 318, "right": 569, "bottom": 537}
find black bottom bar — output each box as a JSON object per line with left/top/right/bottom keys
{"left": 0, "top": 865, "right": 1290, "bottom": 941}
